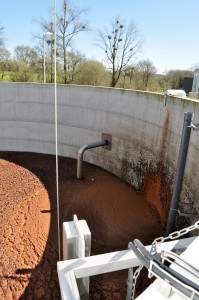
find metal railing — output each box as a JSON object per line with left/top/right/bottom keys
{"left": 58, "top": 220, "right": 197, "bottom": 300}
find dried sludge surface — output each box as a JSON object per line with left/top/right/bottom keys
{"left": 0, "top": 152, "right": 164, "bottom": 299}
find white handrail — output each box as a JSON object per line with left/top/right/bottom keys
{"left": 57, "top": 236, "right": 197, "bottom": 300}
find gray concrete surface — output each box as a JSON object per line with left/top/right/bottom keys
{"left": 0, "top": 82, "right": 199, "bottom": 225}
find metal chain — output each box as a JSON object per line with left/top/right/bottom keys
{"left": 131, "top": 237, "right": 158, "bottom": 299}
{"left": 131, "top": 265, "right": 143, "bottom": 300}
{"left": 151, "top": 220, "right": 199, "bottom": 255}
{"left": 131, "top": 220, "right": 199, "bottom": 299}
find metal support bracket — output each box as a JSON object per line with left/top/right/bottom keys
{"left": 189, "top": 123, "right": 199, "bottom": 131}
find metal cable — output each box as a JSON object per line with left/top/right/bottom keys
{"left": 54, "top": 0, "right": 61, "bottom": 261}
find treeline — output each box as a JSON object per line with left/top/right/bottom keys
{"left": 0, "top": 1, "right": 194, "bottom": 92}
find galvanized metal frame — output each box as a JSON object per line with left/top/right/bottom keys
{"left": 57, "top": 236, "right": 196, "bottom": 300}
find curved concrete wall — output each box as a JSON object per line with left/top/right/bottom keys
{"left": 1, "top": 82, "right": 199, "bottom": 224}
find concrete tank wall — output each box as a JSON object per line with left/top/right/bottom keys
{"left": 1, "top": 82, "right": 199, "bottom": 225}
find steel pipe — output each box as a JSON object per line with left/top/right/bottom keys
{"left": 165, "top": 112, "right": 194, "bottom": 236}
{"left": 77, "top": 140, "right": 108, "bottom": 179}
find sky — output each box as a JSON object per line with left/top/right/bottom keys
{"left": 0, "top": 0, "right": 199, "bottom": 74}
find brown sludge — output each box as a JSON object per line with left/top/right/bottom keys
{"left": 0, "top": 152, "right": 164, "bottom": 299}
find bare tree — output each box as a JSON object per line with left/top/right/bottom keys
{"left": 57, "top": 0, "right": 88, "bottom": 83}
{"left": 35, "top": 0, "right": 89, "bottom": 84}
{"left": 0, "top": 47, "right": 10, "bottom": 80}
{"left": 97, "top": 17, "right": 143, "bottom": 87}
{"left": 121, "top": 64, "right": 136, "bottom": 88}
{"left": 62, "top": 50, "right": 85, "bottom": 83}
{"left": 190, "top": 62, "right": 199, "bottom": 71}
{"left": 0, "top": 24, "right": 11, "bottom": 80}
{"left": 14, "top": 45, "right": 38, "bottom": 67}
{"left": 137, "top": 59, "right": 157, "bottom": 90}
{"left": 0, "top": 23, "right": 5, "bottom": 46}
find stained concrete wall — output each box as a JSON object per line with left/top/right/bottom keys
{"left": 1, "top": 82, "right": 199, "bottom": 225}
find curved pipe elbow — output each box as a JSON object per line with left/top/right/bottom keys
{"left": 77, "top": 140, "right": 108, "bottom": 179}
{"left": 78, "top": 140, "right": 108, "bottom": 155}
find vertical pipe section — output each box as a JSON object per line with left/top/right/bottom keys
{"left": 165, "top": 112, "right": 194, "bottom": 236}
{"left": 77, "top": 140, "right": 108, "bottom": 179}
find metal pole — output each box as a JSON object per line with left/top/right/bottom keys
{"left": 43, "top": 35, "right": 46, "bottom": 83}
{"left": 165, "top": 112, "right": 194, "bottom": 236}
{"left": 77, "top": 140, "right": 108, "bottom": 179}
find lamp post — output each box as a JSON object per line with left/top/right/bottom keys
{"left": 43, "top": 32, "right": 53, "bottom": 83}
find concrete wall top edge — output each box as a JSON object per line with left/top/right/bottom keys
{"left": 1, "top": 82, "right": 198, "bottom": 105}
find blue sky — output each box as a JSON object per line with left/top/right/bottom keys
{"left": 0, "top": 0, "right": 198, "bottom": 74}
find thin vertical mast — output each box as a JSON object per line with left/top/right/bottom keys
{"left": 54, "top": 0, "right": 61, "bottom": 261}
